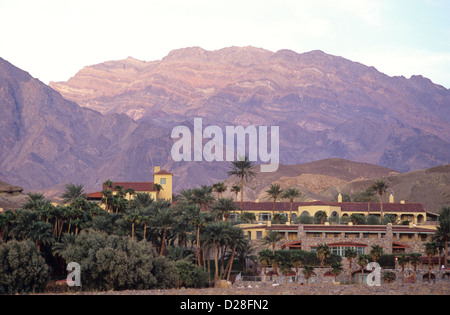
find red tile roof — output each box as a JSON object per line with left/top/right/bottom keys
{"left": 237, "top": 201, "right": 426, "bottom": 213}
{"left": 154, "top": 170, "right": 173, "bottom": 175}
{"left": 86, "top": 191, "right": 103, "bottom": 199}
{"left": 103, "top": 182, "right": 154, "bottom": 192}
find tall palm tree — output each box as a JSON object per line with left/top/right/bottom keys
{"left": 424, "top": 242, "right": 438, "bottom": 282}
{"left": 124, "top": 188, "right": 136, "bottom": 208}
{"left": 291, "top": 253, "right": 305, "bottom": 283}
{"left": 212, "top": 182, "right": 227, "bottom": 199}
{"left": 225, "top": 226, "right": 247, "bottom": 281}
{"left": 409, "top": 253, "right": 421, "bottom": 283}
{"left": 153, "top": 183, "right": 163, "bottom": 200}
{"left": 369, "top": 245, "right": 384, "bottom": 262}
{"left": 371, "top": 180, "right": 389, "bottom": 224}
{"left": 126, "top": 212, "right": 141, "bottom": 240}
{"left": 130, "top": 192, "right": 153, "bottom": 210}
{"left": 282, "top": 187, "right": 301, "bottom": 222}
{"left": 151, "top": 203, "right": 175, "bottom": 256}
{"left": 228, "top": 156, "right": 256, "bottom": 213}
{"left": 192, "top": 185, "right": 216, "bottom": 211}
{"left": 330, "top": 262, "right": 343, "bottom": 282}
{"left": 203, "top": 221, "right": 231, "bottom": 281}
{"left": 265, "top": 183, "right": 283, "bottom": 218}
{"left": 211, "top": 198, "right": 237, "bottom": 222}
{"left": 261, "top": 230, "right": 282, "bottom": 254}
{"left": 302, "top": 265, "right": 315, "bottom": 284}
{"left": 258, "top": 249, "right": 272, "bottom": 283}
{"left": 60, "top": 183, "right": 86, "bottom": 206}
{"left": 316, "top": 243, "right": 331, "bottom": 283}
{"left": 230, "top": 185, "right": 241, "bottom": 203}
{"left": 344, "top": 248, "right": 358, "bottom": 283}
{"left": 434, "top": 207, "right": 450, "bottom": 268}
{"left": 397, "top": 255, "right": 410, "bottom": 283}
{"left": 357, "top": 254, "right": 370, "bottom": 284}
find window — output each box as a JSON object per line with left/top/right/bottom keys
{"left": 258, "top": 213, "right": 272, "bottom": 222}
{"left": 331, "top": 246, "right": 366, "bottom": 257}
{"left": 256, "top": 231, "right": 263, "bottom": 240}
{"left": 160, "top": 178, "right": 166, "bottom": 185}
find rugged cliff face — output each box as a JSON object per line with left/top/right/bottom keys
{"left": 51, "top": 47, "right": 450, "bottom": 172}
{"left": 1, "top": 46, "right": 450, "bottom": 201}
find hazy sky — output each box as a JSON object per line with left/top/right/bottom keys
{"left": 1, "top": 0, "right": 449, "bottom": 88}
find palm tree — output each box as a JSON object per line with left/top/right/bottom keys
{"left": 101, "top": 189, "right": 113, "bottom": 212}
{"left": 60, "top": 183, "right": 86, "bottom": 206}
{"left": 228, "top": 156, "right": 256, "bottom": 213}
{"left": 424, "top": 242, "right": 438, "bottom": 282}
{"left": 302, "top": 265, "right": 315, "bottom": 284}
{"left": 230, "top": 185, "right": 241, "bottom": 203}
{"left": 28, "top": 221, "right": 54, "bottom": 252}
{"left": 279, "top": 258, "right": 293, "bottom": 284}
{"left": 282, "top": 187, "right": 301, "bottom": 222}
{"left": 261, "top": 230, "right": 282, "bottom": 254}
{"left": 409, "top": 253, "right": 421, "bottom": 283}
{"left": 369, "top": 245, "right": 384, "bottom": 263}
{"left": 124, "top": 188, "right": 136, "bottom": 208}
{"left": 151, "top": 203, "right": 175, "bottom": 256}
{"left": 126, "top": 212, "right": 141, "bottom": 240}
{"left": 357, "top": 254, "right": 370, "bottom": 284}
{"left": 265, "top": 183, "right": 283, "bottom": 218}
{"left": 203, "top": 221, "right": 231, "bottom": 281}
{"left": 291, "top": 253, "right": 305, "bottom": 283}
{"left": 370, "top": 180, "right": 389, "bottom": 224}
{"left": 258, "top": 249, "right": 272, "bottom": 283}
{"left": 192, "top": 185, "right": 215, "bottom": 211}
{"left": 130, "top": 192, "right": 153, "bottom": 210}
{"left": 225, "top": 226, "right": 247, "bottom": 281}
{"left": 314, "top": 211, "right": 328, "bottom": 225}
{"left": 316, "top": 244, "right": 331, "bottom": 283}
{"left": 434, "top": 207, "right": 450, "bottom": 268}
{"left": 153, "top": 183, "right": 163, "bottom": 200}
{"left": 140, "top": 215, "right": 150, "bottom": 241}
{"left": 397, "top": 255, "right": 410, "bottom": 283}
{"left": 344, "top": 248, "right": 358, "bottom": 283}
{"left": 211, "top": 198, "right": 237, "bottom": 222}
{"left": 330, "top": 262, "right": 344, "bottom": 282}
{"left": 212, "top": 182, "right": 227, "bottom": 199}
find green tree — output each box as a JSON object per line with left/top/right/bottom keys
{"left": 314, "top": 211, "right": 328, "bottom": 224}
{"left": 302, "top": 265, "right": 315, "bottom": 284}
{"left": 434, "top": 207, "right": 450, "bottom": 268}
{"left": 424, "top": 242, "right": 438, "bottom": 282}
{"left": 316, "top": 244, "right": 331, "bottom": 283}
{"left": 228, "top": 156, "right": 256, "bottom": 213}
{"left": 369, "top": 245, "right": 384, "bottom": 262}
{"left": 61, "top": 183, "right": 86, "bottom": 206}
{"left": 370, "top": 180, "right": 389, "bottom": 224}
{"left": 397, "top": 255, "right": 410, "bottom": 283}
{"left": 230, "top": 184, "right": 241, "bottom": 203}
{"left": 330, "top": 262, "right": 344, "bottom": 282}
{"left": 258, "top": 249, "right": 272, "bottom": 283}
{"left": 265, "top": 183, "right": 284, "bottom": 218}
{"left": 357, "top": 254, "right": 370, "bottom": 284}
{"left": 261, "top": 230, "right": 282, "bottom": 254}
{"left": 409, "top": 253, "right": 422, "bottom": 283}
{"left": 282, "top": 187, "right": 301, "bottom": 222}
{"left": 211, "top": 198, "right": 237, "bottom": 222}
{"left": 344, "top": 248, "right": 358, "bottom": 283}
{"left": 0, "top": 240, "right": 50, "bottom": 294}
{"left": 203, "top": 221, "right": 231, "bottom": 282}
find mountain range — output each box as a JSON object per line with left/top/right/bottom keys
{"left": 1, "top": 46, "right": 450, "bottom": 206}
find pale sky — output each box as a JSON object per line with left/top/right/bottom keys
{"left": 1, "top": 0, "right": 449, "bottom": 88}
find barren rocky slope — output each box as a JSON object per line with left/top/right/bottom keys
{"left": 51, "top": 47, "right": 450, "bottom": 172}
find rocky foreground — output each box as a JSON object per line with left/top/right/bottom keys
{"left": 54, "top": 281, "right": 449, "bottom": 295}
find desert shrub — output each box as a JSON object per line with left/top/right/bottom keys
{"left": 0, "top": 240, "right": 50, "bottom": 294}
{"left": 175, "top": 260, "right": 210, "bottom": 288}
{"left": 54, "top": 229, "right": 178, "bottom": 291}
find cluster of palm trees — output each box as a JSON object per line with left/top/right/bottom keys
{"left": 264, "top": 184, "right": 302, "bottom": 222}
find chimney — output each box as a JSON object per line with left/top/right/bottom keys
{"left": 338, "top": 193, "right": 343, "bottom": 203}
{"left": 154, "top": 166, "right": 161, "bottom": 174}
{"left": 389, "top": 194, "right": 394, "bottom": 203}
{"left": 400, "top": 200, "right": 406, "bottom": 204}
